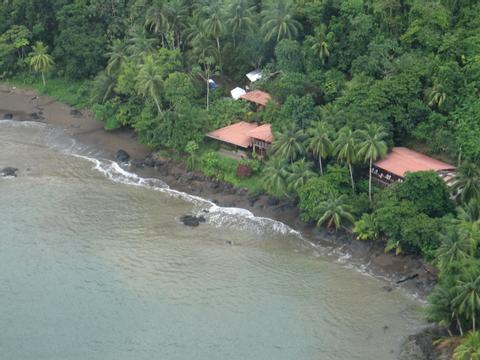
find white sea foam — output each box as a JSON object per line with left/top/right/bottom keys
{"left": 0, "top": 119, "right": 46, "bottom": 128}
{"left": 72, "top": 154, "right": 302, "bottom": 238}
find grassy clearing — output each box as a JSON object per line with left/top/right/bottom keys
{"left": 6, "top": 73, "right": 91, "bottom": 109}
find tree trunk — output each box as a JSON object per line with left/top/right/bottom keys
{"left": 206, "top": 79, "right": 210, "bottom": 111}
{"left": 153, "top": 94, "right": 162, "bottom": 115}
{"left": 319, "top": 158, "right": 323, "bottom": 176}
{"left": 369, "top": 158, "right": 373, "bottom": 202}
{"left": 457, "top": 315, "right": 464, "bottom": 336}
{"left": 473, "top": 312, "right": 476, "bottom": 332}
{"left": 348, "top": 163, "right": 355, "bottom": 194}
{"left": 41, "top": 72, "right": 46, "bottom": 86}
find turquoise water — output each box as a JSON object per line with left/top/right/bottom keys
{"left": 0, "top": 121, "right": 423, "bottom": 359}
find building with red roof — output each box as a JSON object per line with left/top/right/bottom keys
{"left": 206, "top": 122, "right": 274, "bottom": 156}
{"left": 373, "top": 147, "right": 456, "bottom": 185}
{"left": 239, "top": 90, "right": 272, "bottom": 107}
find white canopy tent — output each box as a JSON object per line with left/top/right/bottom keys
{"left": 230, "top": 87, "right": 247, "bottom": 100}
{"left": 246, "top": 70, "right": 262, "bottom": 83}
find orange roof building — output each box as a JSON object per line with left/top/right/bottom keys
{"left": 373, "top": 147, "right": 455, "bottom": 185}
{"left": 206, "top": 121, "right": 274, "bottom": 157}
{"left": 249, "top": 124, "right": 273, "bottom": 143}
{"left": 206, "top": 121, "right": 259, "bottom": 148}
{"left": 240, "top": 90, "right": 272, "bottom": 107}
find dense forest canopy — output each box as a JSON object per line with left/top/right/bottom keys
{"left": 2, "top": 1, "right": 480, "bottom": 354}
{"left": 1, "top": 0, "right": 479, "bottom": 158}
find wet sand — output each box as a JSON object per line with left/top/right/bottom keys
{"left": 0, "top": 83, "right": 438, "bottom": 297}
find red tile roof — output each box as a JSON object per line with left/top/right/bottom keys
{"left": 374, "top": 147, "right": 455, "bottom": 178}
{"left": 240, "top": 90, "right": 272, "bottom": 106}
{"left": 249, "top": 124, "right": 273, "bottom": 143}
{"left": 206, "top": 121, "right": 259, "bottom": 148}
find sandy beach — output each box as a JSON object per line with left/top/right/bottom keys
{"left": 0, "top": 82, "right": 438, "bottom": 297}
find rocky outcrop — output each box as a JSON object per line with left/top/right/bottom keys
{"left": 180, "top": 215, "right": 206, "bottom": 227}
{"left": 1, "top": 167, "right": 18, "bottom": 177}
{"left": 70, "top": 109, "right": 82, "bottom": 117}
{"left": 398, "top": 326, "right": 450, "bottom": 360}
{"left": 116, "top": 149, "right": 130, "bottom": 163}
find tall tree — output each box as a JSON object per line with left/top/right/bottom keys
{"left": 315, "top": 193, "right": 355, "bottom": 230}
{"left": 357, "top": 123, "right": 389, "bottom": 202}
{"left": 29, "top": 41, "right": 54, "bottom": 86}
{"left": 334, "top": 127, "right": 358, "bottom": 194}
{"left": 454, "top": 162, "right": 480, "bottom": 204}
{"left": 226, "top": 0, "right": 255, "bottom": 46}
{"left": 261, "top": 0, "right": 302, "bottom": 43}
{"left": 270, "top": 126, "right": 307, "bottom": 163}
{"left": 307, "top": 121, "right": 333, "bottom": 175}
{"left": 261, "top": 157, "right": 288, "bottom": 197}
{"left": 310, "top": 24, "right": 330, "bottom": 65}
{"left": 454, "top": 267, "right": 480, "bottom": 331}
{"left": 285, "top": 159, "right": 316, "bottom": 194}
{"left": 145, "top": 0, "right": 169, "bottom": 35}
{"left": 136, "top": 55, "right": 163, "bottom": 114}
{"left": 435, "top": 229, "right": 473, "bottom": 271}
{"left": 201, "top": 0, "right": 226, "bottom": 55}
{"left": 105, "top": 39, "right": 127, "bottom": 75}
{"left": 193, "top": 56, "right": 218, "bottom": 111}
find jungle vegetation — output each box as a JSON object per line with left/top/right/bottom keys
{"left": 1, "top": 0, "right": 480, "bottom": 353}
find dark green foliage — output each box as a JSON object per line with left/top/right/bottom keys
{"left": 275, "top": 39, "right": 304, "bottom": 73}
{"left": 373, "top": 200, "right": 441, "bottom": 255}
{"left": 455, "top": 100, "right": 480, "bottom": 161}
{"left": 297, "top": 165, "right": 350, "bottom": 222}
{"left": 278, "top": 95, "right": 318, "bottom": 130}
{"left": 397, "top": 171, "right": 454, "bottom": 217}
{"left": 53, "top": 1, "right": 108, "bottom": 79}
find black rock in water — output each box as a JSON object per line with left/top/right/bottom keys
{"left": 3, "top": 113, "right": 13, "bottom": 119}
{"left": 116, "top": 149, "right": 130, "bottom": 163}
{"left": 1, "top": 167, "right": 18, "bottom": 177}
{"left": 180, "top": 215, "right": 206, "bottom": 227}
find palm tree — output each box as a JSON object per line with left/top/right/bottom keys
{"left": 127, "top": 28, "right": 157, "bottom": 62}
{"left": 311, "top": 24, "right": 330, "bottom": 65}
{"left": 454, "top": 268, "right": 480, "bottom": 331}
{"left": 145, "top": 0, "right": 169, "bottom": 35}
{"left": 261, "top": 0, "right": 302, "bottom": 43}
{"left": 192, "top": 56, "right": 218, "bottom": 111}
{"left": 90, "top": 72, "right": 116, "bottom": 104}
{"left": 454, "top": 162, "right": 480, "bottom": 204}
{"left": 270, "top": 126, "right": 307, "bottom": 163}
{"left": 226, "top": 0, "right": 255, "bottom": 46}
{"left": 136, "top": 55, "right": 163, "bottom": 114}
{"left": 29, "top": 41, "right": 54, "bottom": 86}
{"left": 201, "top": 0, "right": 226, "bottom": 54}
{"left": 454, "top": 331, "right": 480, "bottom": 360}
{"left": 458, "top": 199, "right": 480, "bottom": 223}
{"left": 427, "top": 83, "right": 447, "bottom": 109}
{"left": 307, "top": 121, "right": 333, "bottom": 175}
{"left": 315, "top": 193, "right": 355, "bottom": 230}
{"left": 357, "top": 123, "right": 389, "bottom": 202}
{"left": 166, "top": 0, "right": 188, "bottom": 49}
{"left": 435, "top": 229, "right": 473, "bottom": 271}
{"left": 261, "top": 157, "right": 288, "bottom": 197}
{"left": 427, "top": 283, "right": 463, "bottom": 336}
{"left": 285, "top": 159, "right": 316, "bottom": 194}
{"left": 334, "top": 127, "right": 359, "bottom": 194}
{"left": 106, "top": 39, "right": 127, "bottom": 75}
{"left": 353, "top": 213, "right": 378, "bottom": 241}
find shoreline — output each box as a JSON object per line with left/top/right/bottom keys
{"left": 0, "top": 83, "right": 437, "bottom": 298}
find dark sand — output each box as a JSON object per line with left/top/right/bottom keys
{"left": 0, "top": 83, "right": 438, "bottom": 297}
